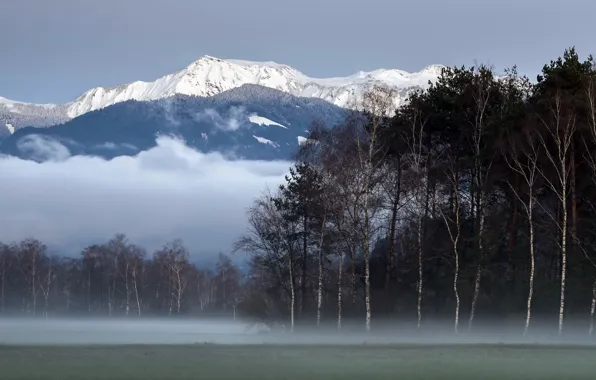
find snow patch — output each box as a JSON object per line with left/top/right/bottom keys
{"left": 249, "top": 114, "right": 287, "bottom": 129}
{"left": 297, "top": 136, "right": 318, "bottom": 146}
{"left": 5, "top": 123, "right": 14, "bottom": 134}
{"left": 253, "top": 135, "right": 279, "bottom": 148}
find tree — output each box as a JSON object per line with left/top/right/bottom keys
{"left": 154, "top": 239, "right": 191, "bottom": 315}
{"left": 351, "top": 84, "right": 395, "bottom": 331}
{"left": 18, "top": 238, "right": 46, "bottom": 316}
{"left": 532, "top": 49, "right": 589, "bottom": 335}
{"left": 504, "top": 127, "right": 540, "bottom": 336}
{"left": 235, "top": 190, "right": 301, "bottom": 332}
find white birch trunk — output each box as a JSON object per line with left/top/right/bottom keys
{"left": 176, "top": 271, "right": 182, "bottom": 314}
{"left": 289, "top": 252, "right": 295, "bottom": 333}
{"left": 364, "top": 211, "right": 372, "bottom": 332}
{"left": 133, "top": 268, "right": 142, "bottom": 316}
{"left": 524, "top": 206, "right": 535, "bottom": 336}
{"left": 453, "top": 241, "right": 460, "bottom": 333}
{"left": 468, "top": 264, "right": 482, "bottom": 331}
{"left": 417, "top": 214, "right": 423, "bottom": 329}
{"left": 125, "top": 261, "right": 130, "bottom": 316}
{"left": 559, "top": 171, "right": 568, "bottom": 336}
{"left": 337, "top": 252, "right": 343, "bottom": 331}
{"left": 316, "top": 214, "right": 326, "bottom": 327}
{"left": 469, "top": 204, "right": 486, "bottom": 331}
{"left": 589, "top": 279, "right": 595, "bottom": 337}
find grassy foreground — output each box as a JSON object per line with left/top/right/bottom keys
{"left": 1, "top": 344, "right": 595, "bottom": 380}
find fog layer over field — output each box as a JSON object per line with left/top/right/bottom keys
{"left": 2, "top": 318, "right": 596, "bottom": 346}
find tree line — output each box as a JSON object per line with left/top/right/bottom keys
{"left": 0, "top": 234, "right": 243, "bottom": 319}
{"left": 235, "top": 47, "right": 596, "bottom": 336}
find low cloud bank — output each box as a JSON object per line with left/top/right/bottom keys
{"left": 0, "top": 135, "right": 289, "bottom": 258}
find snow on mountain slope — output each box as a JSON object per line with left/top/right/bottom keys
{"left": 253, "top": 135, "right": 279, "bottom": 148}
{"left": 0, "top": 56, "right": 445, "bottom": 127}
{"left": 66, "top": 56, "right": 443, "bottom": 117}
{"left": 248, "top": 114, "right": 288, "bottom": 128}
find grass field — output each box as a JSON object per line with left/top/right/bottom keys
{"left": 1, "top": 344, "right": 596, "bottom": 380}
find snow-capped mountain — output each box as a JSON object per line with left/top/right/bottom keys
{"left": 0, "top": 56, "right": 444, "bottom": 130}
{"left": 0, "top": 84, "right": 349, "bottom": 162}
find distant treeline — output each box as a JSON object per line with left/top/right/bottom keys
{"left": 0, "top": 235, "right": 244, "bottom": 319}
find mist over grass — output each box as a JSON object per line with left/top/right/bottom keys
{"left": 2, "top": 317, "right": 596, "bottom": 346}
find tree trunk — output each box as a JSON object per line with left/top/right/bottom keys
{"left": 133, "top": 268, "right": 142, "bottom": 316}
{"left": 589, "top": 279, "right": 595, "bottom": 337}
{"left": 337, "top": 252, "right": 343, "bottom": 331}
{"left": 417, "top": 213, "right": 423, "bottom": 329}
{"left": 316, "top": 214, "right": 326, "bottom": 327}
{"left": 469, "top": 199, "right": 486, "bottom": 331}
{"left": 288, "top": 250, "right": 295, "bottom": 333}
{"left": 125, "top": 262, "right": 130, "bottom": 316}
{"left": 524, "top": 204, "right": 535, "bottom": 337}
{"left": 385, "top": 163, "right": 401, "bottom": 290}
{"left": 301, "top": 214, "right": 307, "bottom": 318}
{"left": 453, "top": 239, "right": 460, "bottom": 334}
{"left": 364, "top": 211, "right": 372, "bottom": 332}
{"left": 31, "top": 255, "right": 37, "bottom": 317}
{"left": 559, "top": 174, "right": 568, "bottom": 336}
{"left": 571, "top": 143, "right": 577, "bottom": 238}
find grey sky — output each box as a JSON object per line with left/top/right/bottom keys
{"left": 1, "top": 0, "right": 594, "bottom": 104}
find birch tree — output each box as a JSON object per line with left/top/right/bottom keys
{"left": 504, "top": 128, "right": 540, "bottom": 336}
{"left": 439, "top": 155, "right": 463, "bottom": 333}
{"left": 535, "top": 88, "right": 575, "bottom": 336}
{"left": 351, "top": 84, "right": 395, "bottom": 331}
{"left": 400, "top": 92, "right": 429, "bottom": 328}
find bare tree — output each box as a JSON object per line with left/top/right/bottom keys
{"left": 401, "top": 94, "right": 429, "bottom": 329}
{"left": 39, "top": 255, "right": 56, "bottom": 319}
{"left": 466, "top": 66, "right": 495, "bottom": 331}
{"left": 235, "top": 190, "right": 300, "bottom": 332}
{"left": 18, "top": 238, "right": 46, "bottom": 316}
{"left": 351, "top": 84, "right": 395, "bottom": 331}
{"left": 128, "top": 245, "right": 146, "bottom": 316}
{"left": 536, "top": 88, "right": 576, "bottom": 336}
{"left": 504, "top": 128, "right": 540, "bottom": 336}
{"left": 160, "top": 240, "right": 191, "bottom": 315}
{"left": 440, "top": 156, "right": 463, "bottom": 333}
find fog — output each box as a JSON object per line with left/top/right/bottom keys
{"left": 2, "top": 317, "right": 596, "bottom": 346}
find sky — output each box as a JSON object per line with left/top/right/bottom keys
{"left": 0, "top": 135, "right": 289, "bottom": 260}
{"left": 1, "top": 0, "right": 595, "bottom": 104}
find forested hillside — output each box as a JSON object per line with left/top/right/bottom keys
{"left": 2, "top": 48, "right": 596, "bottom": 337}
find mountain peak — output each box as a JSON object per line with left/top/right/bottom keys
{"left": 2, "top": 56, "right": 446, "bottom": 128}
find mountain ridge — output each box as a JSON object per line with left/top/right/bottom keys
{"left": 0, "top": 56, "right": 444, "bottom": 133}
{"left": 0, "top": 84, "right": 350, "bottom": 162}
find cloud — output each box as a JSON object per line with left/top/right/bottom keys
{"left": 94, "top": 142, "right": 138, "bottom": 151}
{"left": 16, "top": 134, "right": 72, "bottom": 161}
{"left": 0, "top": 135, "right": 290, "bottom": 260}
{"left": 193, "top": 106, "right": 247, "bottom": 132}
